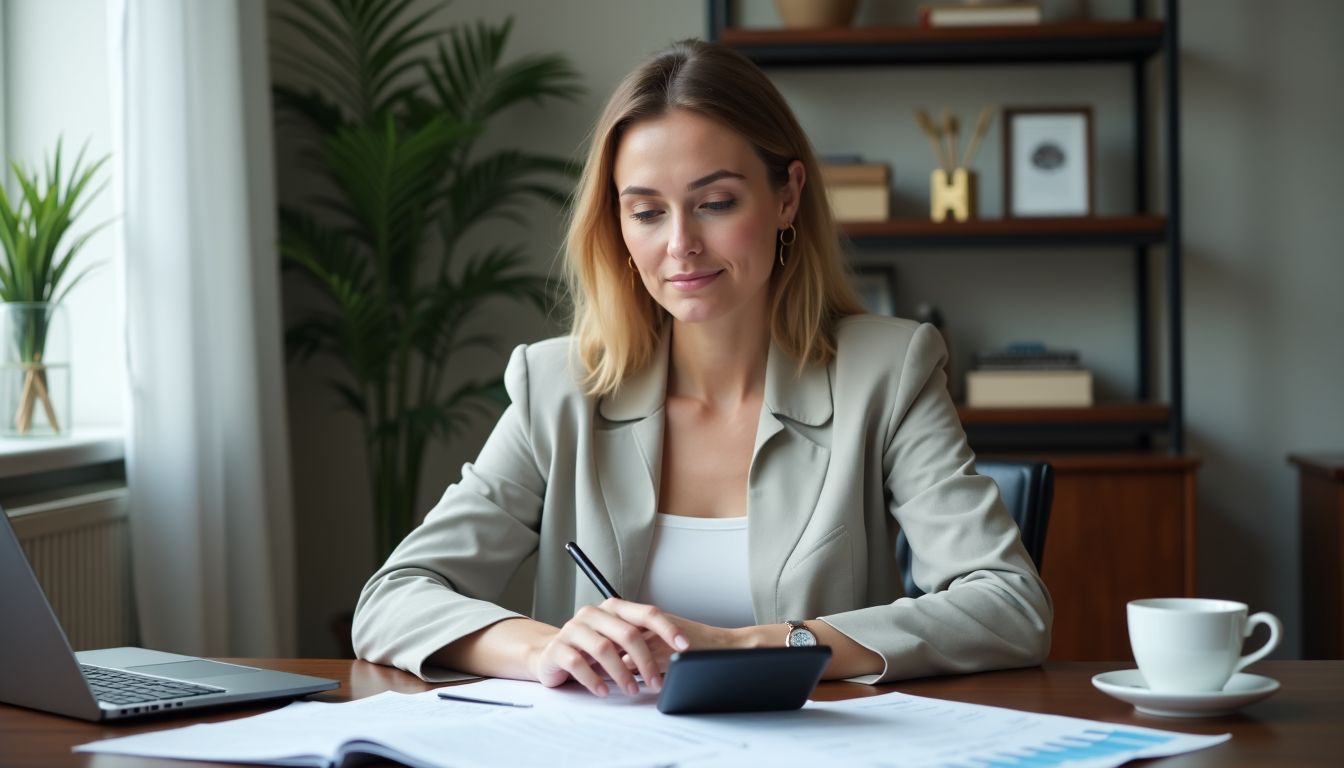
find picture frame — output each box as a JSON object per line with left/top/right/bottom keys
{"left": 1003, "top": 106, "right": 1095, "bottom": 218}
{"left": 851, "top": 264, "right": 898, "bottom": 316}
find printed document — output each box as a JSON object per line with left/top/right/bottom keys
{"left": 76, "top": 678, "right": 1229, "bottom": 767}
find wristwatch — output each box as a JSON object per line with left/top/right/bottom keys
{"left": 784, "top": 619, "right": 817, "bottom": 647}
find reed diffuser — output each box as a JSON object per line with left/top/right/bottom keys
{"left": 916, "top": 106, "right": 994, "bottom": 222}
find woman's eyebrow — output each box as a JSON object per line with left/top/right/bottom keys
{"left": 619, "top": 169, "right": 746, "bottom": 197}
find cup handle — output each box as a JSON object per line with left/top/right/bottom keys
{"left": 1235, "top": 611, "right": 1283, "bottom": 673}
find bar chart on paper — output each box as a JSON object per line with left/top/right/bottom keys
{"left": 789, "top": 693, "right": 1230, "bottom": 768}
{"left": 947, "top": 727, "right": 1183, "bottom": 767}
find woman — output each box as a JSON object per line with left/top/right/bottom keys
{"left": 353, "top": 39, "right": 1051, "bottom": 696}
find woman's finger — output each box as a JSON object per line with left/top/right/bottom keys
{"left": 565, "top": 619, "right": 642, "bottom": 695}
{"left": 580, "top": 603, "right": 670, "bottom": 691}
{"left": 602, "top": 599, "right": 690, "bottom": 655}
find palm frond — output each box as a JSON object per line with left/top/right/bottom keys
{"left": 329, "top": 379, "right": 369, "bottom": 416}
{"left": 321, "top": 115, "right": 476, "bottom": 292}
{"left": 439, "top": 150, "right": 577, "bottom": 254}
{"left": 278, "top": 208, "right": 395, "bottom": 381}
{"left": 395, "top": 379, "right": 506, "bottom": 441}
{"left": 410, "top": 245, "right": 551, "bottom": 366}
{"left": 273, "top": 0, "right": 445, "bottom": 123}
{"left": 423, "top": 18, "right": 583, "bottom": 132}
{"left": 273, "top": 83, "right": 348, "bottom": 137}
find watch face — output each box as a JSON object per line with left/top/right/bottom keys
{"left": 788, "top": 627, "right": 817, "bottom": 647}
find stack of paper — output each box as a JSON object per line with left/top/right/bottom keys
{"left": 76, "top": 677, "right": 1229, "bottom": 768}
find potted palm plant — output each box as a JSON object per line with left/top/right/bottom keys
{"left": 273, "top": 0, "right": 583, "bottom": 562}
{"left": 0, "top": 141, "right": 108, "bottom": 437}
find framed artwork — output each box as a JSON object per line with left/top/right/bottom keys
{"left": 1003, "top": 106, "right": 1095, "bottom": 217}
{"left": 851, "top": 264, "right": 897, "bottom": 316}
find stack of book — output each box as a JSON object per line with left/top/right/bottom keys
{"left": 819, "top": 161, "right": 890, "bottom": 222}
{"left": 918, "top": 2, "right": 1043, "bottom": 27}
{"left": 965, "top": 343, "right": 1093, "bottom": 407}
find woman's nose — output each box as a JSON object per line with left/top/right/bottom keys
{"left": 666, "top": 211, "right": 702, "bottom": 260}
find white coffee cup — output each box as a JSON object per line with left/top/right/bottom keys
{"left": 1127, "top": 598, "right": 1282, "bottom": 693}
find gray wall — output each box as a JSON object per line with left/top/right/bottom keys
{"left": 274, "top": 0, "right": 1344, "bottom": 659}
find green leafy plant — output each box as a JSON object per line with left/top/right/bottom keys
{"left": 0, "top": 141, "right": 109, "bottom": 434}
{"left": 273, "top": 0, "right": 583, "bottom": 560}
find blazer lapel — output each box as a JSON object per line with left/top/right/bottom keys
{"left": 592, "top": 333, "right": 669, "bottom": 600}
{"left": 588, "top": 335, "right": 835, "bottom": 618}
{"left": 747, "top": 343, "right": 833, "bottom": 621}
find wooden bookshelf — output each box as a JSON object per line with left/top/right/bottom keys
{"left": 716, "top": 21, "right": 1165, "bottom": 66}
{"left": 842, "top": 216, "right": 1166, "bottom": 248}
{"left": 712, "top": 0, "right": 1192, "bottom": 661}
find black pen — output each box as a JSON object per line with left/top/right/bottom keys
{"left": 437, "top": 690, "right": 533, "bottom": 708}
{"left": 565, "top": 541, "right": 621, "bottom": 600}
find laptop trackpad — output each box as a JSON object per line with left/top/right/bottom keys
{"left": 126, "top": 660, "right": 253, "bottom": 680}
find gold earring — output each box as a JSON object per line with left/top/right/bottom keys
{"left": 777, "top": 223, "right": 797, "bottom": 267}
{"left": 628, "top": 256, "right": 636, "bottom": 290}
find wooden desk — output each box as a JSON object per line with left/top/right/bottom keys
{"left": 1290, "top": 452, "right": 1344, "bottom": 659}
{"left": 2, "top": 660, "right": 1341, "bottom": 767}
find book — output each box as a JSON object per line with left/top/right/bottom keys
{"left": 820, "top": 162, "right": 889, "bottom": 186}
{"left": 826, "top": 184, "right": 890, "bottom": 221}
{"left": 919, "top": 2, "right": 1043, "bottom": 27}
{"left": 975, "top": 343, "right": 1080, "bottom": 370}
{"left": 965, "top": 368, "right": 1093, "bottom": 407}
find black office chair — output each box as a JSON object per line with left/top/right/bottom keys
{"left": 896, "top": 459, "right": 1054, "bottom": 598}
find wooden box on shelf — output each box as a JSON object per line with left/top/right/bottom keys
{"left": 820, "top": 161, "right": 890, "bottom": 222}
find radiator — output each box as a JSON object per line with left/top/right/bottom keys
{"left": 8, "top": 486, "right": 137, "bottom": 650}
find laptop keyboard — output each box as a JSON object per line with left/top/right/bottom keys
{"left": 81, "top": 664, "right": 224, "bottom": 705}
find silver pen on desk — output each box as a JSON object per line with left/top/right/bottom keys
{"left": 436, "top": 690, "right": 533, "bottom": 708}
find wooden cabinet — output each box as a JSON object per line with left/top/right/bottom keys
{"left": 1289, "top": 453, "right": 1344, "bottom": 659}
{"left": 1031, "top": 454, "right": 1199, "bottom": 660}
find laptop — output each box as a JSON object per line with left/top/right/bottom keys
{"left": 0, "top": 510, "right": 339, "bottom": 721}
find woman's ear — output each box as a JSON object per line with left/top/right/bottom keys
{"left": 779, "top": 159, "right": 806, "bottom": 227}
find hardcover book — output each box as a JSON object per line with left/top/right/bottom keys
{"left": 919, "top": 2, "right": 1043, "bottom": 27}
{"left": 966, "top": 368, "right": 1093, "bottom": 407}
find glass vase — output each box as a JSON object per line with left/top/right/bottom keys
{"left": 1, "top": 302, "right": 71, "bottom": 437}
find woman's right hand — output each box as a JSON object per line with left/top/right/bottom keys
{"left": 528, "top": 598, "right": 689, "bottom": 696}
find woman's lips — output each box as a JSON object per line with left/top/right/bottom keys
{"left": 666, "top": 269, "right": 724, "bottom": 291}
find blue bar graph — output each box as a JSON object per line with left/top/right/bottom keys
{"left": 949, "top": 729, "right": 1175, "bottom": 767}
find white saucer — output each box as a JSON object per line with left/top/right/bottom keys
{"left": 1091, "top": 669, "right": 1280, "bottom": 718}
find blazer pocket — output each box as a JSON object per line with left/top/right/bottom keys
{"left": 791, "top": 523, "right": 849, "bottom": 571}
{"left": 783, "top": 524, "right": 855, "bottom": 614}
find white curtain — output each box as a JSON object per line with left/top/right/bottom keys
{"left": 111, "top": 0, "right": 296, "bottom": 657}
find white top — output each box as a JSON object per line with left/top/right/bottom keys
{"left": 636, "top": 513, "right": 755, "bottom": 628}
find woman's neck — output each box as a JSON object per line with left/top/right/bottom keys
{"left": 667, "top": 311, "right": 770, "bottom": 411}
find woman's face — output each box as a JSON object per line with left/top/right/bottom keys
{"left": 613, "top": 109, "right": 802, "bottom": 328}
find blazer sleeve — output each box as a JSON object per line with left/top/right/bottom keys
{"left": 818, "top": 324, "right": 1053, "bottom": 684}
{"left": 351, "top": 344, "right": 547, "bottom": 681}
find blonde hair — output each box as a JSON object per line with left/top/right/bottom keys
{"left": 565, "top": 39, "right": 864, "bottom": 396}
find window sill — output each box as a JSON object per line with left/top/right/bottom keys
{"left": 0, "top": 428, "right": 126, "bottom": 480}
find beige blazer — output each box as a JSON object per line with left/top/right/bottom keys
{"left": 353, "top": 315, "right": 1052, "bottom": 684}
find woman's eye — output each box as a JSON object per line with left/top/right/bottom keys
{"left": 628, "top": 199, "right": 735, "bottom": 224}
